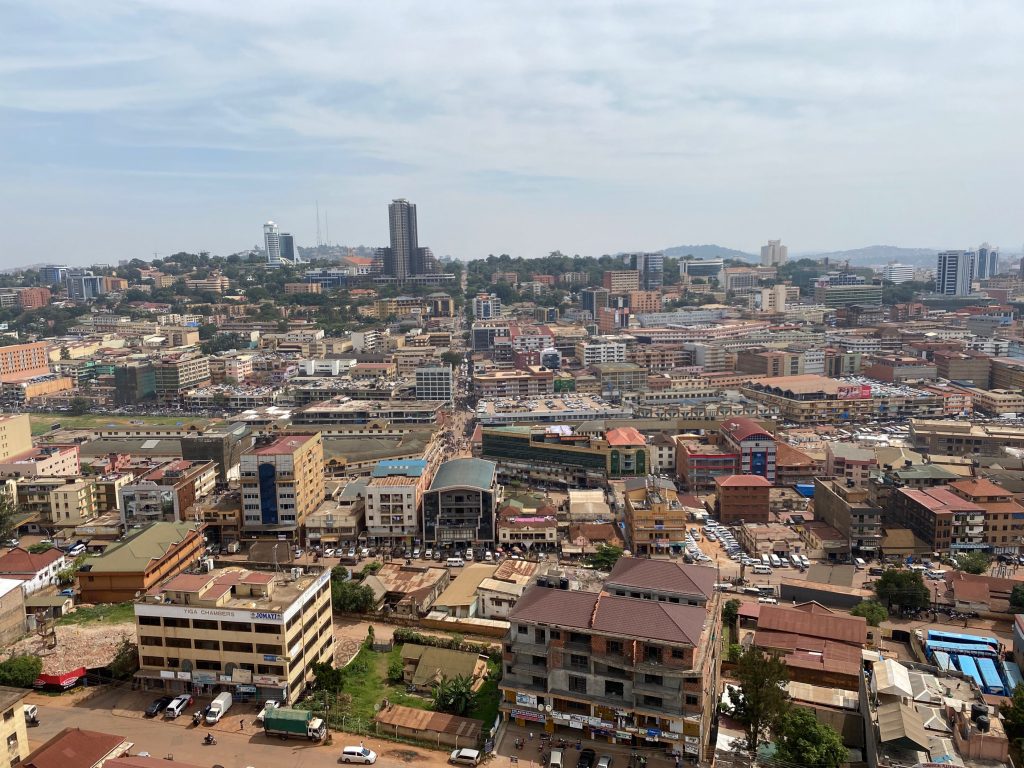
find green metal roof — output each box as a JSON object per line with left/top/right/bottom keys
{"left": 82, "top": 521, "right": 198, "bottom": 573}
{"left": 428, "top": 458, "right": 496, "bottom": 491}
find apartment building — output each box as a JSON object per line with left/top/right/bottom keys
{"left": 862, "top": 355, "right": 937, "bottom": 383}
{"left": 415, "top": 366, "right": 453, "bottom": 401}
{"left": 932, "top": 351, "right": 991, "bottom": 387}
{"left": 240, "top": 434, "right": 324, "bottom": 543}
{"left": 813, "top": 478, "right": 882, "bottom": 558}
{"left": 0, "top": 686, "right": 30, "bottom": 766}
{"left": 576, "top": 340, "right": 627, "bottom": 366}
{"left": 422, "top": 458, "right": 500, "bottom": 548}
{"left": 134, "top": 567, "right": 334, "bottom": 705}
{"left": 501, "top": 558, "right": 721, "bottom": 761}
{"left": 627, "top": 290, "right": 661, "bottom": 314}
{"left": 472, "top": 367, "right": 554, "bottom": 398}
{"left": 676, "top": 443, "right": 740, "bottom": 493}
{"left": 0, "top": 342, "right": 50, "bottom": 379}
{"left": 602, "top": 270, "right": 641, "bottom": 293}
{"left": 909, "top": 420, "right": 1024, "bottom": 456}
{"left": 591, "top": 362, "right": 647, "bottom": 394}
{"left": 947, "top": 478, "right": 1024, "bottom": 555}
{"left": 624, "top": 477, "right": 688, "bottom": 555}
{"left": 365, "top": 459, "right": 430, "bottom": 546}
{"left": 714, "top": 474, "right": 770, "bottom": 525}
{"left": 0, "top": 445, "right": 79, "bottom": 478}
{"left": 153, "top": 354, "right": 211, "bottom": 404}
{"left": 825, "top": 443, "right": 877, "bottom": 486}
{"left": 719, "top": 417, "right": 777, "bottom": 483}
{"left": 119, "top": 460, "right": 217, "bottom": 527}
{"left": 890, "top": 486, "right": 986, "bottom": 555}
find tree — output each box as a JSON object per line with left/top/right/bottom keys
{"left": 954, "top": 551, "right": 991, "bottom": 575}
{"left": 1003, "top": 682, "right": 1024, "bottom": 739}
{"left": 0, "top": 492, "right": 20, "bottom": 543}
{"left": 730, "top": 647, "right": 790, "bottom": 751}
{"left": 311, "top": 661, "right": 345, "bottom": 693}
{"left": 1011, "top": 584, "right": 1024, "bottom": 611}
{"left": 387, "top": 657, "right": 404, "bottom": 683}
{"left": 873, "top": 569, "right": 931, "bottom": 614}
{"left": 67, "top": 397, "right": 91, "bottom": 416}
{"left": 27, "top": 542, "right": 53, "bottom": 554}
{"left": 773, "top": 707, "right": 847, "bottom": 768}
{"left": 432, "top": 674, "right": 478, "bottom": 716}
{"left": 108, "top": 637, "right": 139, "bottom": 679}
{"left": 440, "top": 351, "right": 464, "bottom": 367}
{"left": 722, "top": 598, "right": 741, "bottom": 626}
{"left": 331, "top": 580, "right": 378, "bottom": 613}
{"left": 0, "top": 655, "right": 42, "bottom": 688}
{"left": 850, "top": 600, "right": 888, "bottom": 627}
{"left": 587, "top": 545, "right": 624, "bottom": 571}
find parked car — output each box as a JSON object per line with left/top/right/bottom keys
{"left": 449, "top": 748, "right": 481, "bottom": 766}
{"left": 577, "top": 749, "right": 597, "bottom": 768}
{"left": 347, "top": 547, "right": 357, "bottom": 558}
{"left": 323, "top": 548, "right": 336, "bottom": 558}
{"left": 144, "top": 696, "right": 173, "bottom": 717}
{"left": 341, "top": 746, "right": 377, "bottom": 764}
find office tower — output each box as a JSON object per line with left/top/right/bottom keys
{"left": 630, "top": 252, "right": 664, "bottom": 290}
{"left": 38, "top": 265, "right": 69, "bottom": 286}
{"left": 279, "top": 232, "right": 299, "bottom": 264}
{"left": 240, "top": 433, "right": 324, "bottom": 542}
{"left": 472, "top": 292, "right": 502, "bottom": 320}
{"left": 66, "top": 271, "right": 105, "bottom": 301}
{"left": 977, "top": 243, "right": 999, "bottom": 279}
{"left": 378, "top": 198, "right": 434, "bottom": 280}
{"left": 936, "top": 250, "right": 974, "bottom": 296}
{"left": 263, "top": 221, "right": 281, "bottom": 263}
{"left": 415, "top": 366, "right": 454, "bottom": 402}
{"left": 580, "top": 287, "right": 610, "bottom": 319}
{"left": 760, "top": 239, "right": 788, "bottom": 266}
{"left": 881, "top": 263, "right": 915, "bottom": 284}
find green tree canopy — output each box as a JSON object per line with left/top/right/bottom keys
{"left": 587, "top": 545, "right": 625, "bottom": 571}
{"left": 849, "top": 600, "right": 888, "bottom": 626}
{"left": 730, "top": 647, "right": 790, "bottom": 751}
{"left": 1003, "top": 681, "right": 1024, "bottom": 739}
{"left": 331, "top": 580, "right": 378, "bottom": 613}
{"left": 440, "top": 351, "right": 464, "bottom": 367}
{"left": 954, "top": 551, "right": 991, "bottom": 575}
{"left": 432, "top": 674, "right": 478, "bottom": 717}
{"left": 722, "top": 598, "right": 741, "bottom": 626}
{"left": 773, "top": 707, "right": 847, "bottom": 768}
{"left": 0, "top": 492, "right": 21, "bottom": 542}
{"left": 873, "top": 569, "right": 931, "bottom": 613}
{"left": 0, "top": 655, "right": 42, "bottom": 688}
{"left": 1011, "top": 584, "right": 1024, "bottom": 610}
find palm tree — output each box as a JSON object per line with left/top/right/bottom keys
{"left": 432, "top": 674, "right": 478, "bottom": 716}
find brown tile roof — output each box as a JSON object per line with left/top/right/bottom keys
{"left": 757, "top": 602, "right": 867, "bottom": 646}
{"left": 951, "top": 578, "right": 989, "bottom": 603}
{"left": 107, "top": 758, "right": 204, "bottom": 768}
{"left": 509, "top": 585, "right": 601, "bottom": 627}
{"left": 720, "top": 417, "right": 773, "bottom": 443}
{"left": 775, "top": 441, "right": 816, "bottom": 468}
{"left": 25, "top": 728, "right": 128, "bottom": 768}
{"left": 605, "top": 557, "right": 715, "bottom": 600}
{"left": 0, "top": 546, "right": 64, "bottom": 575}
{"left": 948, "top": 478, "right": 1011, "bottom": 498}
{"left": 375, "top": 703, "right": 482, "bottom": 740}
{"left": 715, "top": 474, "right": 771, "bottom": 488}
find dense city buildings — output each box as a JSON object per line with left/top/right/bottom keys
{"left": 760, "top": 238, "right": 788, "bottom": 266}
{"left": 240, "top": 434, "right": 324, "bottom": 543}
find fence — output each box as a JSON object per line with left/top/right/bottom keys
{"left": 326, "top": 714, "right": 480, "bottom": 751}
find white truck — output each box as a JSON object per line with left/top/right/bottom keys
{"left": 205, "top": 692, "right": 233, "bottom": 724}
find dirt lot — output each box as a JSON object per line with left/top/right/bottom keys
{"left": 11, "top": 621, "right": 134, "bottom": 674}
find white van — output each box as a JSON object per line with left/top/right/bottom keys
{"left": 67, "top": 543, "right": 86, "bottom": 557}
{"left": 760, "top": 554, "right": 771, "bottom": 566}
{"left": 853, "top": 557, "right": 866, "bottom": 569}
{"left": 752, "top": 564, "right": 773, "bottom": 575}
{"left": 788, "top": 554, "right": 801, "bottom": 568}
{"left": 341, "top": 746, "right": 377, "bottom": 764}
{"left": 769, "top": 554, "right": 781, "bottom": 568}
{"left": 446, "top": 557, "right": 465, "bottom": 568}
{"left": 757, "top": 597, "right": 778, "bottom": 604}
{"left": 163, "top": 695, "right": 190, "bottom": 719}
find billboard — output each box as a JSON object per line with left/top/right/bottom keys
{"left": 836, "top": 383, "right": 872, "bottom": 400}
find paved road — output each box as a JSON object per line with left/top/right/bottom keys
{"left": 27, "top": 688, "right": 454, "bottom": 768}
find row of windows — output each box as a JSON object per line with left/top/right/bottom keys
{"left": 140, "top": 636, "right": 282, "bottom": 655}
{"left": 139, "top": 616, "right": 282, "bottom": 633}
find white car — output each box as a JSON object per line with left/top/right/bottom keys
{"left": 360, "top": 547, "right": 370, "bottom": 558}
{"left": 341, "top": 746, "right": 377, "bottom": 764}
{"left": 323, "top": 548, "right": 336, "bottom": 558}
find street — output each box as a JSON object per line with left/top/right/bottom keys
{"left": 26, "top": 688, "right": 455, "bottom": 768}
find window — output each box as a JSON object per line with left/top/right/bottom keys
{"left": 222, "top": 621, "right": 251, "bottom": 633}
{"left": 255, "top": 644, "right": 283, "bottom": 656}
{"left": 165, "top": 637, "right": 192, "bottom": 648}
{"left": 2, "top": 709, "right": 12, "bottom": 722}
{"left": 604, "top": 680, "right": 623, "bottom": 697}
{"left": 644, "top": 674, "right": 663, "bottom": 685}
{"left": 548, "top": 630, "right": 560, "bottom": 640}
{"left": 671, "top": 649, "right": 685, "bottom": 659}
{"left": 138, "top": 616, "right": 161, "bottom": 626}
{"left": 255, "top": 623, "right": 280, "bottom": 635}
{"left": 257, "top": 664, "right": 284, "bottom": 675}
{"left": 140, "top": 636, "right": 163, "bottom": 646}
{"left": 142, "top": 655, "right": 163, "bottom": 667}
{"left": 195, "top": 659, "right": 220, "bottom": 671}
{"left": 163, "top": 617, "right": 190, "bottom": 628}
{"left": 642, "top": 695, "right": 663, "bottom": 708}
{"left": 517, "top": 625, "right": 527, "bottom": 635}
{"left": 606, "top": 640, "right": 623, "bottom": 656}
{"left": 223, "top": 641, "right": 253, "bottom": 654}
{"left": 685, "top": 694, "right": 699, "bottom": 706}
{"left": 569, "top": 654, "right": 588, "bottom": 670}
{"left": 568, "top": 675, "right": 587, "bottom": 694}
{"left": 194, "top": 639, "right": 219, "bottom": 651}
{"left": 192, "top": 619, "right": 218, "bottom": 630}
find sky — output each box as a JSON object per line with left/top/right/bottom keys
{"left": 2, "top": 1, "right": 1023, "bottom": 267}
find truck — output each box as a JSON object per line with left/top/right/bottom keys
{"left": 263, "top": 707, "right": 327, "bottom": 741}
{"left": 204, "top": 692, "right": 233, "bottom": 724}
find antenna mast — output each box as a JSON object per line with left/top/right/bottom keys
{"left": 316, "top": 201, "right": 322, "bottom": 248}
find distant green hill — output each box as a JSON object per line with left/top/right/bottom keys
{"left": 662, "top": 244, "right": 755, "bottom": 261}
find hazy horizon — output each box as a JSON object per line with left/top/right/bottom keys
{"left": 3, "top": 2, "right": 1022, "bottom": 267}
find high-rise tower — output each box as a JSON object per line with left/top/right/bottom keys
{"left": 936, "top": 250, "right": 974, "bottom": 295}
{"left": 378, "top": 199, "right": 435, "bottom": 280}
{"left": 264, "top": 222, "right": 281, "bottom": 264}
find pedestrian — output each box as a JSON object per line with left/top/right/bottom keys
{"left": 360, "top": 741, "right": 364, "bottom": 749}
{"left": 239, "top": 717, "right": 245, "bottom": 730}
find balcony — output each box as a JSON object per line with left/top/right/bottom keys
{"left": 633, "top": 678, "right": 682, "bottom": 695}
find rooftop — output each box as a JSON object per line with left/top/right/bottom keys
{"left": 428, "top": 458, "right": 496, "bottom": 491}
{"left": 251, "top": 433, "right": 319, "bottom": 456}
{"left": 715, "top": 474, "right": 771, "bottom": 488}
{"left": 146, "top": 566, "right": 320, "bottom": 613}
{"left": 372, "top": 459, "right": 427, "bottom": 478}
{"left": 25, "top": 728, "right": 128, "bottom": 768}
{"left": 605, "top": 557, "right": 715, "bottom": 600}
{"left": 82, "top": 522, "right": 201, "bottom": 574}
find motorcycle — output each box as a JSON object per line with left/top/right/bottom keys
{"left": 203, "top": 735, "right": 217, "bottom": 746}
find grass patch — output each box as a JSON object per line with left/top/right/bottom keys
{"left": 30, "top": 413, "right": 216, "bottom": 436}
{"left": 468, "top": 664, "right": 500, "bottom": 727}
{"left": 56, "top": 602, "right": 135, "bottom": 626}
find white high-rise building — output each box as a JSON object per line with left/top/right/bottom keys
{"left": 415, "top": 366, "right": 453, "bottom": 402}
{"left": 473, "top": 292, "right": 502, "bottom": 320}
{"left": 936, "top": 250, "right": 974, "bottom": 296}
{"left": 264, "top": 221, "right": 281, "bottom": 264}
{"left": 760, "top": 239, "right": 788, "bottom": 266}
{"left": 881, "top": 263, "right": 915, "bottom": 284}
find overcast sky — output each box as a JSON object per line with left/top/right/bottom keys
{"left": 3, "top": 1, "right": 1022, "bottom": 266}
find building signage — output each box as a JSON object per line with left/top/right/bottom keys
{"left": 837, "top": 383, "right": 871, "bottom": 400}
{"left": 263, "top": 655, "right": 280, "bottom": 662}
{"left": 191, "top": 672, "right": 217, "bottom": 684}
{"left": 511, "top": 709, "right": 546, "bottom": 723}
{"left": 159, "top": 670, "right": 175, "bottom": 679}
{"left": 253, "top": 675, "right": 283, "bottom": 686}
{"left": 515, "top": 693, "right": 538, "bottom": 707}
{"left": 251, "top": 611, "right": 283, "bottom": 621}
{"left": 237, "top": 685, "right": 257, "bottom": 693}
{"left": 176, "top": 671, "right": 191, "bottom": 680}
{"left": 684, "top": 736, "right": 699, "bottom": 755}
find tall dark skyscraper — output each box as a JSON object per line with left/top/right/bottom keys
{"left": 279, "top": 233, "right": 298, "bottom": 263}
{"left": 378, "top": 198, "right": 435, "bottom": 280}
{"left": 630, "top": 252, "right": 664, "bottom": 290}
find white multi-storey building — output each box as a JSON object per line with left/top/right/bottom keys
{"left": 575, "top": 340, "right": 627, "bottom": 365}
{"left": 881, "top": 263, "right": 915, "bottom": 284}
{"left": 936, "top": 250, "right": 975, "bottom": 295}
{"left": 415, "top": 366, "right": 453, "bottom": 402}
{"left": 263, "top": 221, "right": 281, "bottom": 264}
{"left": 760, "top": 239, "right": 788, "bottom": 266}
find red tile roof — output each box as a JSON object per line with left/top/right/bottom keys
{"left": 25, "top": 728, "right": 128, "bottom": 768}
{"left": 606, "top": 557, "right": 715, "bottom": 600}
{"left": 605, "top": 427, "right": 645, "bottom": 446}
{"left": 949, "top": 478, "right": 1012, "bottom": 499}
{"left": 756, "top": 602, "right": 867, "bottom": 646}
{"left": 0, "top": 546, "right": 64, "bottom": 576}
{"left": 720, "top": 417, "right": 773, "bottom": 443}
